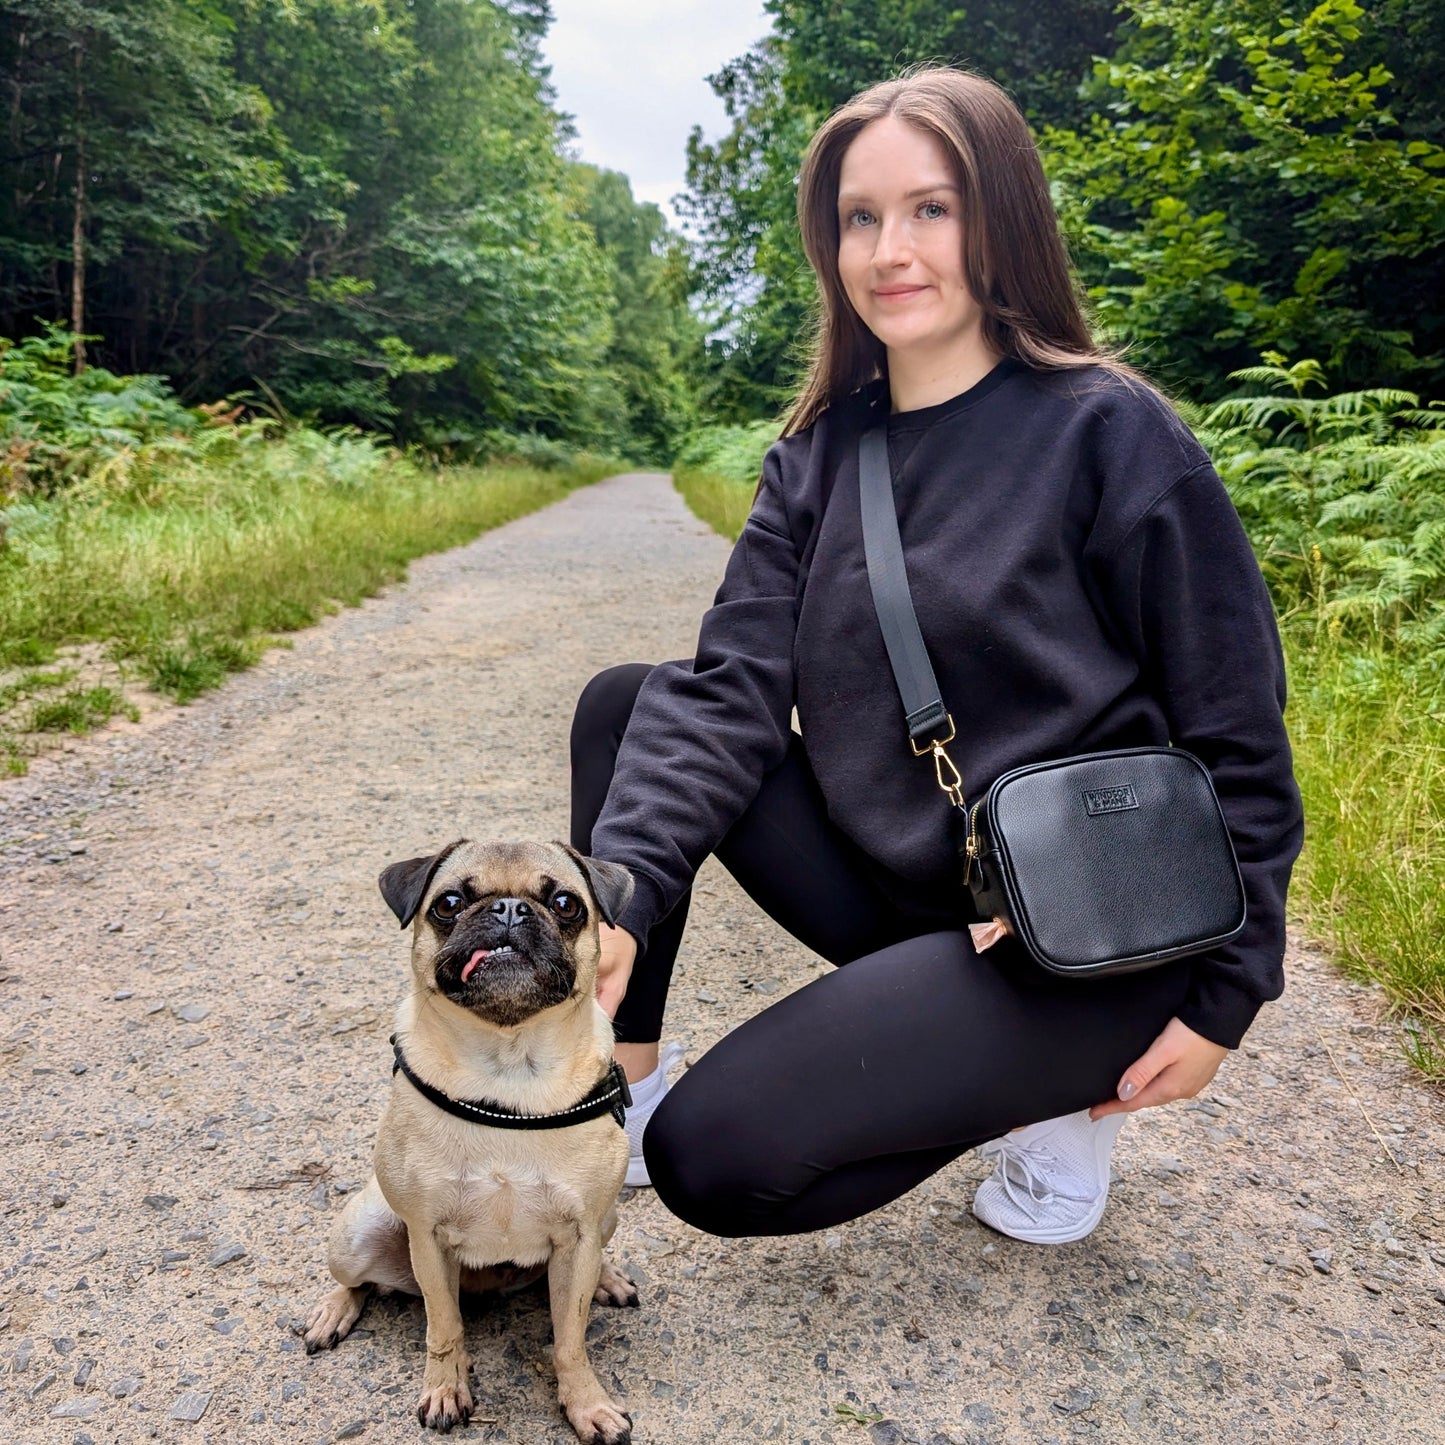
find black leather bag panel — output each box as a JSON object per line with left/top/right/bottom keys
{"left": 968, "top": 747, "right": 1246, "bottom": 976}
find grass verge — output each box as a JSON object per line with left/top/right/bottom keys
{"left": 673, "top": 468, "right": 756, "bottom": 544}
{"left": 673, "top": 467, "right": 1445, "bottom": 1081}
{"left": 0, "top": 426, "right": 618, "bottom": 772}
{"left": 1285, "top": 640, "right": 1445, "bottom": 1079}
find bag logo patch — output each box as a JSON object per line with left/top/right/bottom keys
{"left": 1083, "top": 784, "right": 1138, "bottom": 816}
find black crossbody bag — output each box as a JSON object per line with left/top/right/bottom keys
{"left": 858, "top": 427, "right": 1246, "bottom": 978}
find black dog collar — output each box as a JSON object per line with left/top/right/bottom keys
{"left": 390, "top": 1035, "right": 631, "bottom": 1130}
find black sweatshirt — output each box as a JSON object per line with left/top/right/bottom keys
{"left": 591, "top": 360, "right": 1304, "bottom": 1049}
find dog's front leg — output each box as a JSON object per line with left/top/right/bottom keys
{"left": 407, "top": 1226, "right": 473, "bottom": 1433}
{"left": 548, "top": 1219, "right": 632, "bottom": 1445}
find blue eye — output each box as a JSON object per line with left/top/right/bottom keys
{"left": 919, "top": 201, "right": 948, "bottom": 220}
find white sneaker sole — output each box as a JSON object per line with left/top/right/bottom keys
{"left": 970, "top": 1111, "right": 1126, "bottom": 1244}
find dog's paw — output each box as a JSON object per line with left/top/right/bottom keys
{"left": 301, "top": 1284, "right": 370, "bottom": 1354}
{"left": 561, "top": 1396, "right": 632, "bottom": 1445}
{"left": 593, "top": 1261, "right": 639, "bottom": 1309}
{"left": 416, "top": 1366, "right": 474, "bottom": 1433}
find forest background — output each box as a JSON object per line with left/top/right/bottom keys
{"left": 1, "top": 0, "right": 1443, "bottom": 1073}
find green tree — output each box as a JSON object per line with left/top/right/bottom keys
{"left": 0, "top": 0, "right": 277, "bottom": 368}
{"left": 681, "top": 0, "right": 1123, "bottom": 418}
{"left": 766, "top": 0, "right": 1120, "bottom": 128}
{"left": 1046, "top": 0, "right": 1445, "bottom": 396}
{"left": 1, "top": 0, "right": 644, "bottom": 448}
{"left": 681, "top": 39, "right": 815, "bottom": 421}
{"left": 573, "top": 165, "right": 700, "bottom": 463}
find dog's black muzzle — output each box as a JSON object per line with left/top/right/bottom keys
{"left": 433, "top": 906, "right": 577, "bottom": 1026}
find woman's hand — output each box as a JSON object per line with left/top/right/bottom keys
{"left": 594, "top": 922, "right": 638, "bottom": 1020}
{"left": 1089, "top": 1016, "right": 1229, "bottom": 1120}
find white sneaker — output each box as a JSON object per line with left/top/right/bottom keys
{"left": 970, "top": 1110, "right": 1127, "bottom": 1244}
{"left": 623, "top": 1041, "right": 685, "bottom": 1188}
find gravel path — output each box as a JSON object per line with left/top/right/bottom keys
{"left": 1, "top": 472, "right": 1442, "bottom": 1445}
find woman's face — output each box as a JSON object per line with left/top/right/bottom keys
{"left": 836, "top": 115, "right": 982, "bottom": 366}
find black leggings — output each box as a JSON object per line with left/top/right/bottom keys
{"left": 570, "top": 664, "right": 1190, "bottom": 1237}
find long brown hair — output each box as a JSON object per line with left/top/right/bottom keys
{"left": 785, "top": 67, "right": 1134, "bottom": 435}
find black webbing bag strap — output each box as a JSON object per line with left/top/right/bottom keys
{"left": 858, "top": 426, "right": 965, "bottom": 808}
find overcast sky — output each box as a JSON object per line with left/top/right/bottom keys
{"left": 541, "top": 1, "right": 773, "bottom": 231}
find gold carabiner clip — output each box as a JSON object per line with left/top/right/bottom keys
{"left": 930, "top": 739, "right": 965, "bottom": 810}
{"left": 909, "top": 714, "right": 965, "bottom": 808}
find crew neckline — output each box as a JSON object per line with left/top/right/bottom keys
{"left": 886, "top": 357, "right": 1022, "bottom": 433}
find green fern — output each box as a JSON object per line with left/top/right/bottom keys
{"left": 1201, "top": 355, "right": 1445, "bottom": 657}
{"left": 0, "top": 322, "right": 216, "bottom": 496}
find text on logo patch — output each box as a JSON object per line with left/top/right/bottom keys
{"left": 1083, "top": 784, "right": 1138, "bottom": 816}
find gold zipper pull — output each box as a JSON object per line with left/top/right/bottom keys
{"left": 964, "top": 803, "right": 983, "bottom": 888}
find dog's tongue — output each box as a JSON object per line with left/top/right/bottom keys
{"left": 460, "top": 949, "right": 490, "bottom": 984}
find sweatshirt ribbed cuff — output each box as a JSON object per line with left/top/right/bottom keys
{"left": 1176, "top": 971, "right": 1268, "bottom": 1051}
{"left": 612, "top": 870, "right": 667, "bottom": 961}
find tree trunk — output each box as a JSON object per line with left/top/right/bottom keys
{"left": 71, "top": 40, "right": 86, "bottom": 375}
{"left": 6, "top": 25, "right": 24, "bottom": 321}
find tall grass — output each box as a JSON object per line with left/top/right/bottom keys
{"left": 671, "top": 419, "right": 777, "bottom": 544}
{"left": 672, "top": 469, "right": 758, "bottom": 542}
{"left": 1286, "top": 641, "right": 1445, "bottom": 1077}
{"left": 0, "top": 421, "right": 616, "bottom": 721}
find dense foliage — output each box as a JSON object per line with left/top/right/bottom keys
{"left": 683, "top": 0, "right": 1445, "bottom": 417}
{"left": 1201, "top": 355, "right": 1445, "bottom": 656}
{"left": 1047, "top": 0, "right": 1445, "bottom": 396}
{"left": 0, "top": 0, "right": 698, "bottom": 459}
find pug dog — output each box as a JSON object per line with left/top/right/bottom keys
{"left": 303, "top": 839, "right": 639, "bottom": 1444}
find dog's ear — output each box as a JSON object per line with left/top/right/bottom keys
{"left": 379, "top": 840, "right": 466, "bottom": 928}
{"left": 557, "top": 844, "right": 635, "bottom": 928}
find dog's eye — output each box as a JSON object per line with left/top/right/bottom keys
{"left": 429, "top": 892, "right": 466, "bottom": 923}
{"left": 550, "top": 892, "right": 582, "bottom": 922}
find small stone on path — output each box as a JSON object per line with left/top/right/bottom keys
{"left": 49, "top": 1397, "right": 100, "bottom": 1419}
{"left": 169, "top": 1390, "right": 211, "bottom": 1422}
{"left": 1053, "top": 1386, "right": 1098, "bottom": 1416}
{"left": 207, "top": 1242, "right": 246, "bottom": 1268}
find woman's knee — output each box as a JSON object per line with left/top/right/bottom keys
{"left": 642, "top": 1086, "right": 785, "bottom": 1238}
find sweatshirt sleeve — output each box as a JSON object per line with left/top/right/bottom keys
{"left": 589, "top": 443, "right": 802, "bottom": 948}
{"left": 1104, "top": 461, "right": 1305, "bottom": 1049}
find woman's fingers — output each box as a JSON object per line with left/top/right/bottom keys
{"left": 1089, "top": 1017, "right": 1229, "bottom": 1119}
{"left": 594, "top": 922, "right": 637, "bottom": 1020}
{"left": 596, "top": 969, "right": 629, "bottom": 1019}
{"left": 1091, "top": 1062, "right": 1181, "bottom": 1119}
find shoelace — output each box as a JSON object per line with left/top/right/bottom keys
{"left": 978, "top": 1133, "right": 1096, "bottom": 1212}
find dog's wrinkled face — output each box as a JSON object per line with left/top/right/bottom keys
{"left": 378, "top": 840, "right": 633, "bottom": 1030}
